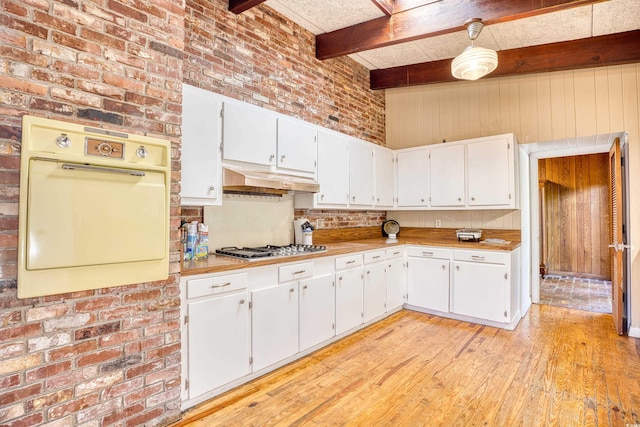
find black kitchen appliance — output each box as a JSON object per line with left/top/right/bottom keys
{"left": 215, "top": 244, "right": 327, "bottom": 261}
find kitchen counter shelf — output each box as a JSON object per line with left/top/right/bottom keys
{"left": 181, "top": 228, "right": 521, "bottom": 276}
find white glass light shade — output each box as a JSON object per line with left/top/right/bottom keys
{"left": 451, "top": 45, "right": 498, "bottom": 81}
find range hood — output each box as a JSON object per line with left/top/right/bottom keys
{"left": 223, "top": 167, "right": 319, "bottom": 195}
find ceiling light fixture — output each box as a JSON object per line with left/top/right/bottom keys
{"left": 451, "top": 18, "right": 498, "bottom": 81}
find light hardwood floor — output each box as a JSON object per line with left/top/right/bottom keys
{"left": 173, "top": 305, "right": 640, "bottom": 426}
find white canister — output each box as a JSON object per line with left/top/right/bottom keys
{"left": 302, "top": 231, "right": 313, "bottom": 245}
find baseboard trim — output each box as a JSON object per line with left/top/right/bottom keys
{"left": 629, "top": 326, "right": 640, "bottom": 338}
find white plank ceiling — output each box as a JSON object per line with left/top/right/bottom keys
{"left": 265, "top": 0, "right": 640, "bottom": 70}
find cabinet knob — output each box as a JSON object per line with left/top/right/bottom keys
{"left": 303, "top": 285, "right": 308, "bottom": 289}
{"left": 442, "top": 265, "right": 446, "bottom": 270}
{"left": 239, "top": 299, "right": 245, "bottom": 305}
{"left": 421, "top": 198, "right": 425, "bottom": 203}
{"left": 208, "top": 186, "right": 215, "bottom": 191}
{"left": 269, "top": 154, "right": 275, "bottom": 162}
{"left": 456, "top": 266, "right": 460, "bottom": 271}
{"left": 471, "top": 197, "right": 475, "bottom": 201}
{"left": 320, "top": 194, "right": 325, "bottom": 200}
{"left": 352, "top": 196, "right": 356, "bottom": 201}
{"left": 281, "top": 155, "right": 285, "bottom": 162}
{"left": 289, "top": 288, "right": 295, "bottom": 293}
{"left": 457, "top": 197, "right": 461, "bottom": 201}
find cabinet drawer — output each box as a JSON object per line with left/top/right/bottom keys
{"left": 386, "top": 248, "right": 404, "bottom": 259}
{"left": 335, "top": 254, "right": 363, "bottom": 270}
{"left": 279, "top": 262, "right": 314, "bottom": 282}
{"left": 363, "top": 250, "right": 385, "bottom": 264}
{"left": 187, "top": 272, "right": 248, "bottom": 299}
{"left": 454, "top": 249, "right": 506, "bottom": 264}
{"left": 407, "top": 246, "right": 452, "bottom": 259}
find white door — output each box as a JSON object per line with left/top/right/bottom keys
{"left": 222, "top": 101, "right": 277, "bottom": 166}
{"left": 374, "top": 146, "right": 395, "bottom": 208}
{"left": 467, "top": 137, "right": 511, "bottom": 206}
{"left": 335, "top": 268, "right": 364, "bottom": 335}
{"left": 181, "top": 85, "right": 221, "bottom": 204}
{"left": 317, "top": 130, "right": 349, "bottom": 205}
{"left": 386, "top": 258, "right": 405, "bottom": 311}
{"left": 299, "top": 275, "right": 335, "bottom": 351}
{"left": 187, "top": 293, "right": 250, "bottom": 398}
{"left": 363, "top": 263, "right": 387, "bottom": 322}
{"left": 430, "top": 143, "right": 465, "bottom": 207}
{"left": 251, "top": 284, "right": 299, "bottom": 371}
{"left": 397, "top": 148, "right": 429, "bottom": 207}
{"left": 407, "top": 257, "right": 450, "bottom": 312}
{"left": 349, "top": 139, "right": 374, "bottom": 207}
{"left": 451, "top": 261, "right": 507, "bottom": 323}
{"left": 277, "top": 117, "right": 317, "bottom": 173}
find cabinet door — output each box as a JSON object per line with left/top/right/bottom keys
{"left": 467, "top": 137, "right": 512, "bottom": 206}
{"left": 363, "top": 262, "right": 387, "bottom": 322}
{"left": 335, "top": 268, "right": 363, "bottom": 335}
{"left": 397, "top": 148, "right": 429, "bottom": 207}
{"left": 299, "top": 275, "right": 335, "bottom": 351}
{"left": 222, "top": 101, "right": 277, "bottom": 166}
{"left": 317, "top": 130, "right": 349, "bottom": 205}
{"left": 252, "top": 284, "right": 299, "bottom": 371}
{"left": 374, "top": 146, "right": 395, "bottom": 208}
{"left": 349, "top": 139, "right": 374, "bottom": 207}
{"left": 187, "top": 293, "right": 250, "bottom": 398}
{"left": 181, "top": 85, "right": 222, "bottom": 205}
{"left": 430, "top": 143, "right": 465, "bottom": 207}
{"left": 277, "top": 117, "right": 317, "bottom": 173}
{"left": 452, "top": 261, "right": 507, "bottom": 322}
{"left": 407, "top": 257, "right": 450, "bottom": 312}
{"left": 386, "top": 258, "right": 405, "bottom": 311}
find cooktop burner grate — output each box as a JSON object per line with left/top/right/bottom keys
{"left": 215, "top": 244, "right": 327, "bottom": 260}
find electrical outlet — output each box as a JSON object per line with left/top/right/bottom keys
{"left": 435, "top": 219, "right": 441, "bottom": 228}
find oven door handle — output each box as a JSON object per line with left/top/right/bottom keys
{"left": 62, "top": 163, "right": 145, "bottom": 177}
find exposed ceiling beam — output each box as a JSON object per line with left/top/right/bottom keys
{"left": 371, "top": 0, "right": 393, "bottom": 16}
{"left": 369, "top": 30, "right": 640, "bottom": 89}
{"left": 317, "top": 0, "right": 604, "bottom": 60}
{"left": 229, "top": 0, "right": 267, "bottom": 14}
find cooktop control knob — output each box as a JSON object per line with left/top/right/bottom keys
{"left": 136, "top": 146, "right": 148, "bottom": 158}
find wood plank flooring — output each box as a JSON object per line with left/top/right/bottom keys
{"left": 173, "top": 305, "right": 640, "bottom": 426}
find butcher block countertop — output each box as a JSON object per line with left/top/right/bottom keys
{"left": 181, "top": 227, "right": 521, "bottom": 276}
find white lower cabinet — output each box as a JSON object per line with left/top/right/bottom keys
{"left": 186, "top": 291, "right": 250, "bottom": 399}
{"left": 451, "top": 250, "right": 510, "bottom": 323}
{"left": 251, "top": 283, "right": 299, "bottom": 372}
{"left": 406, "top": 247, "right": 451, "bottom": 313}
{"left": 299, "top": 275, "right": 335, "bottom": 351}
{"left": 363, "top": 260, "right": 387, "bottom": 323}
{"left": 335, "top": 254, "right": 364, "bottom": 335}
{"left": 386, "top": 257, "right": 405, "bottom": 311}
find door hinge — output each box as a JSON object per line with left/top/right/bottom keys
{"left": 504, "top": 310, "right": 508, "bottom": 318}
{"left": 314, "top": 160, "right": 317, "bottom": 167}
{"left": 249, "top": 357, "right": 253, "bottom": 365}
{"left": 507, "top": 143, "right": 510, "bottom": 149}
{"left": 184, "top": 315, "right": 188, "bottom": 325}
{"left": 220, "top": 109, "right": 224, "bottom": 118}
{"left": 332, "top": 323, "right": 335, "bottom": 330}
{"left": 509, "top": 193, "right": 512, "bottom": 200}
{"left": 249, "top": 301, "right": 252, "bottom": 309}
{"left": 185, "top": 379, "right": 189, "bottom": 390}
{"left": 504, "top": 273, "right": 508, "bottom": 280}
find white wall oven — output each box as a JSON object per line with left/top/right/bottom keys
{"left": 18, "top": 115, "right": 171, "bottom": 298}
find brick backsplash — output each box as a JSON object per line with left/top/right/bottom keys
{"left": 0, "top": 0, "right": 385, "bottom": 425}
{"left": 295, "top": 209, "right": 387, "bottom": 230}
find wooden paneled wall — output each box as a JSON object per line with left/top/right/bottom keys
{"left": 539, "top": 154, "right": 610, "bottom": 279}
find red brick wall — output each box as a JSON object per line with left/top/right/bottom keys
{"left": 0, "top": 1, "right": 184, "bottom": 426}
{"left": 183, "top": 0, "right": 386, "bottom": 229}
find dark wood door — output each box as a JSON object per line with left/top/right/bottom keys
{"left": 609, "top": 138, "right": 624, "bottom": 335}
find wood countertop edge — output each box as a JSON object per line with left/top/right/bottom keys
{"left": 181, "top": 236, "right": 521, "bottom": 277}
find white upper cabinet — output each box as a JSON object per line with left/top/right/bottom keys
{"left": 374, "top": 145, "right": 395, "bottom": 208}
{"left": 276, "top": 117, "right": 317, "bottom": 173}
{"left": 181, "top": 85, "right": 222, "bottom": 206}
{"left": 396, "top": 147, "right": 429, "bottom": 207}
{"left": 429, "top": 143, "right": 465, "bottom": 207}
{"left": 348, "top": 139, "right": 375, "bottom": 207}
{"left": 467, "top": 135, "right": 516, "bottom": 208}
{"left": 222, "top": 101, "right": 277, "bottom": 167}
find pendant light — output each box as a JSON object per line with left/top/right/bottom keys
{"left": 451, "top": 18, "right": 498, "bottom": 81}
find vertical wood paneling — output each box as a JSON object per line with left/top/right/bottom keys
{"left": 549, "top": 73, "right": 568, "bottom": 141}
{"left": 539, "top": 154, "right": 610, "bottom": 279}
{"left": 536, "top": 74, "right": 553, "bottom": 143}
{"left": 563, "top": 71, "right": 578, "bottom": 140}
{"left": 574, "top": 69, "right": 598, "bottom": 137}
{"left": 594, "top": 67, "right": 611, "bottom": 134}
{"left": 518, "top": 75, "right": 538, "bottom": 144}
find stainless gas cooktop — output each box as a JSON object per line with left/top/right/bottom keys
{"left": 215, "top": 244, "right": 327, "bottom": 261}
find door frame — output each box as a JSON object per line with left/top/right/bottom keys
{"left": 519, "top": 133, "right": 630, "bottom": 328}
